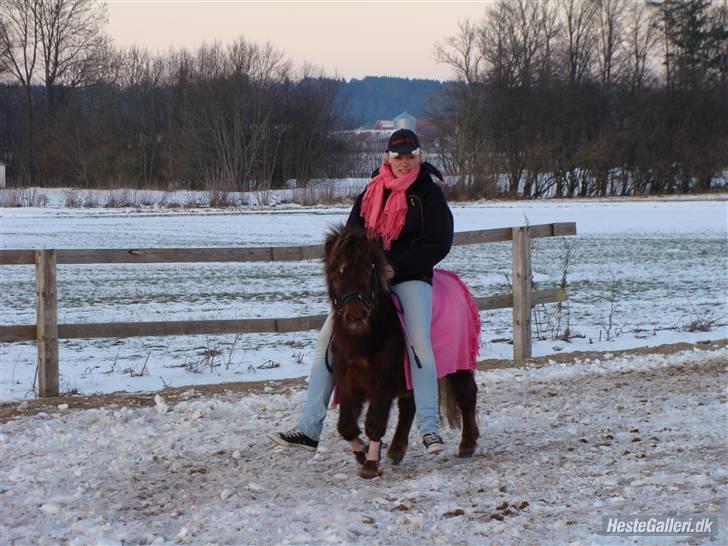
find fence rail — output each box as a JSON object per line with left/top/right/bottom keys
{"left": 0, "top": 288, "right": 568, "bottom": 342}
{"left": 0, "top": 222, "right": 576, "bottom": 397}
{"left": 0, "top": 222, "right": 575, "bottom": 265}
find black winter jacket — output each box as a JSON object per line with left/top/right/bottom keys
{"left": 346, "top": 162, "right": 454, "bottom": 285}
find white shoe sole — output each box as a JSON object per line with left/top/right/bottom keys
{"left": 267, "top": 432, "right": 317, "bottom": 451}
{"left": 424, "top": 443, "right": 445, "bottom": 455}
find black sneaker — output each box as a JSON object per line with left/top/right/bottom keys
{"left": 268, "top": 429, "right": 319, "bottom": 451}
{"left": 422, "top": 432, "right": 444, "bottom": 454}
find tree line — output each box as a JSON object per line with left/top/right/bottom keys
{"left": 431, "top": 0, "right": 728, "bottom": 197}
{"left": 1, "top": 0, "right": 727, "bottom": 196}
{"left": 0, "top": 0, "right": 346, "bottom": 189}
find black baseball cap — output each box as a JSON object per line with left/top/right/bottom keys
{"left": 386, "top": 129, "right": 420, "bottom": 155}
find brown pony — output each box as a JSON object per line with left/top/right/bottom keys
{"left": 324, "top": 224, "right": 479, "bottom": 479}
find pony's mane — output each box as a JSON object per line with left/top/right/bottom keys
{"left": 327, "top": 226, "right": 364, "bottom": 270}
{"left": 324, "top": 224, "right": 387, "bottom": 286}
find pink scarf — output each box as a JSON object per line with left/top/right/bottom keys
{"left": 360, "top": 161, "right": 420, "bottom": 250}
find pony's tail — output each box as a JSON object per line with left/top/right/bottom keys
{"left": 438, "top": 378, "right": 462, "bottom": 429}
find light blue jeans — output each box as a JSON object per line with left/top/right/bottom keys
{"left": 296, "top": 280, "right": 439, "bottom": 440}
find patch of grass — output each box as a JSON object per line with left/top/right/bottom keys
{"left": 184, "top": 346, "right": 225, "bottom": 373}
{"left": 83, "top": 191, "right": 100, "bottom": 208}
{"left": 285, "top": 183, "right": 359, "bottom": 206}
{"left": 0, "top": 188, "right": 49, "bottom": 207}
{"left": 123, "top": 352, "right": 151, "bottom": 377}
{"left": 208, "top": 190, "right": 237, "bottom": 208}
{"left": 682, "top": 295, "right": 724, "bottom": 333}
{"left": 254, "top": 189, "right": 274, "bottom": 207}
{"left": 247, "top": 359, "right": 281, "bottom": 373}
{"left": 105, "top": 189, "right": 134, "bottom": 208}
{"left": 63, "top": 189, "right": 84, "bottom": 208}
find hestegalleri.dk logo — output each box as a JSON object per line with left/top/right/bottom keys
{"left": 601, "top": 515, "right": 719, "bottom": 536}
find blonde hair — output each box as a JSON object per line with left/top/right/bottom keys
{"left": 384, "top": 150, "right": 427, "bottom": 164}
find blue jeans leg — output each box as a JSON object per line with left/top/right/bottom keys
{"left": 296, "top": 313, "right": 335, "bottom": 440}
{"left": 391, "top": 280, "right": 439, "bottom": 434}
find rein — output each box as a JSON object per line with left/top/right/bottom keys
{"left": 325, "top": 263, "right": 378, "bottom": 374}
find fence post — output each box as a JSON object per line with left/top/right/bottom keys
{"left": 512, "top": 227, "right": 532, "bottom": 361}
{"left": 36, "top": 249, "right": 59, "bottom": 397}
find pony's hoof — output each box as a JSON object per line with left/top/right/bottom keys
{"left": 387, "top": 449, "right": 405, "bottom": 465}
{"left": 359, "top": 461, "right": 382, "bottom": 479}
{"left": 457, "top": 448, "right": 475, "bottom": 458}
{"left": 388, "top": 455, "right": 403, "bottom": 465}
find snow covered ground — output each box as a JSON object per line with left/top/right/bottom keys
{"left": 1, "top": 345, "right": 725, "bottom": 545}
{"left": 1, "top": 197, "right": 726, "bottom": 400}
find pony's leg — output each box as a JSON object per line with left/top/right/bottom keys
{"left": 337, "top": 400, "right": 365, "bottom": 464}
{"left": 387, "top": 395, "right": 415, "bottom": 464}
{"left": 349, "top": 437, "right": 367, "bottom": 466}
{"left": 450, "top": 371, "right": 480, "bottom": 458}
{"left": 359, "top": 397, "right": 393, "bottom": 479}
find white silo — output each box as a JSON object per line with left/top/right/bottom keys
{"left": 394, "top": 112, "right": 416, "bottom": 132}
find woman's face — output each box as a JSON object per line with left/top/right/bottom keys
{"left": 387, "top": 154, "right": 420, "bottom": 178}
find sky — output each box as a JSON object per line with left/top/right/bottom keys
{"left": 106, "top": 1, "right": 489, "bottom": 81}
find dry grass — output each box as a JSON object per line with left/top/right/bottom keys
{"left": 208, "top": 190, "right": 237, "bottom": 208}
{"left": 104, "top": 189, "right": 134, "bottom": 208}
{"left": 0, "top": 188, "right": 49, "bottom": 207}
{"left": 285, "top": 183, "right": 361, "bottom": 206}
{"left": 63, "top": 189, "right": 84, "bottom": 207}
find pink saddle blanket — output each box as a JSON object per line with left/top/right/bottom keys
{"left": 398, "top": 269, "right": 481, "bottom": 390}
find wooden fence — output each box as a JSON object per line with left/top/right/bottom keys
{"left": 0, "top": 222, "right": 576, "bottom": 397}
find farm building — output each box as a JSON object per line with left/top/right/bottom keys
{"left": 393, "top": 111, "right": 416, "bottom": 131}
{"left": 374, "top": 111, "right": 417, "bottom": 132}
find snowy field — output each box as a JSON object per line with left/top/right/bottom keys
{"left": 1, "top": 197, "right": 727, "bottom": 400}
{"left": 1, "top": 346, "right": 725, "bottom": 545}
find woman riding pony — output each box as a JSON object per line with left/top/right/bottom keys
{"left": 269, "top": 128, "right": 453, "bottom": 456}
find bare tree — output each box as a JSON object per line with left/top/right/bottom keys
{"left": 478, "top": 2, "right": 517, "bottom": 85}
{"left": 228, "top": 37, "right": 290, "bottom": 85}
{"left": 34, "top": 0, "right": 109, "bottom": 115}
{"left": 709, "top": 0, "right": 728, "bottom": 84}
{"left": 624, "top": 0, "right": 659, "bottom": 91}
{"left": 538, "top": 0, "right": 562, "bottom": 83}
{"left": 481, "top": 0, "right": 555, "bottom": 86}
{"left": 559, "top": 0, "right": 598, "bottom": 84}
{"left": 0, "top": 1, "right": 39, "bottom": 88}
{"left": 595, "top": 0, "right": 628, "bottom": 93}
{"left": 0, "top": 0, "right": 40, "bottom": 178}
{"left": 435, "top": 19, "right": 484, "bottom": 84}
{"left": 176, "top": 38, "right": 290, "bottom": 190}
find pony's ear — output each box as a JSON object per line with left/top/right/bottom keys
{"left": 324, "top": 224, "right": 343, "bottom": 264}
{"left": 324, "top": 234, "right": 335, "bottom": 263}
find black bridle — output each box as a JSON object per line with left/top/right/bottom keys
{"left": 325, "top": 262, "right": 379, "bottom": 373}
{"left": 332, "top": 263, "right": 379, "bottom": 316}
{"left": 325, "top": 261, "right": 422, "bottom": 374}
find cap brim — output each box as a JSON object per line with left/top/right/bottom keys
{"left": 388, "top": 146, "right": 419, "bottom": 155}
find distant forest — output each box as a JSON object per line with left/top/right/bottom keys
{"left": 334, "top": 76, "right": 448, "bottom": 127}
{"left": 1, "top": 0, "right": 727, "bottom": 198}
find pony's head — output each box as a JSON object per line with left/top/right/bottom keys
{"left": 324, "top": 224, "right": 390, "bottom": 333}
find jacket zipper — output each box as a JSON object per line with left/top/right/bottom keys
{"left": 409, "top": 195, "right": 424, "bottom": 245}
